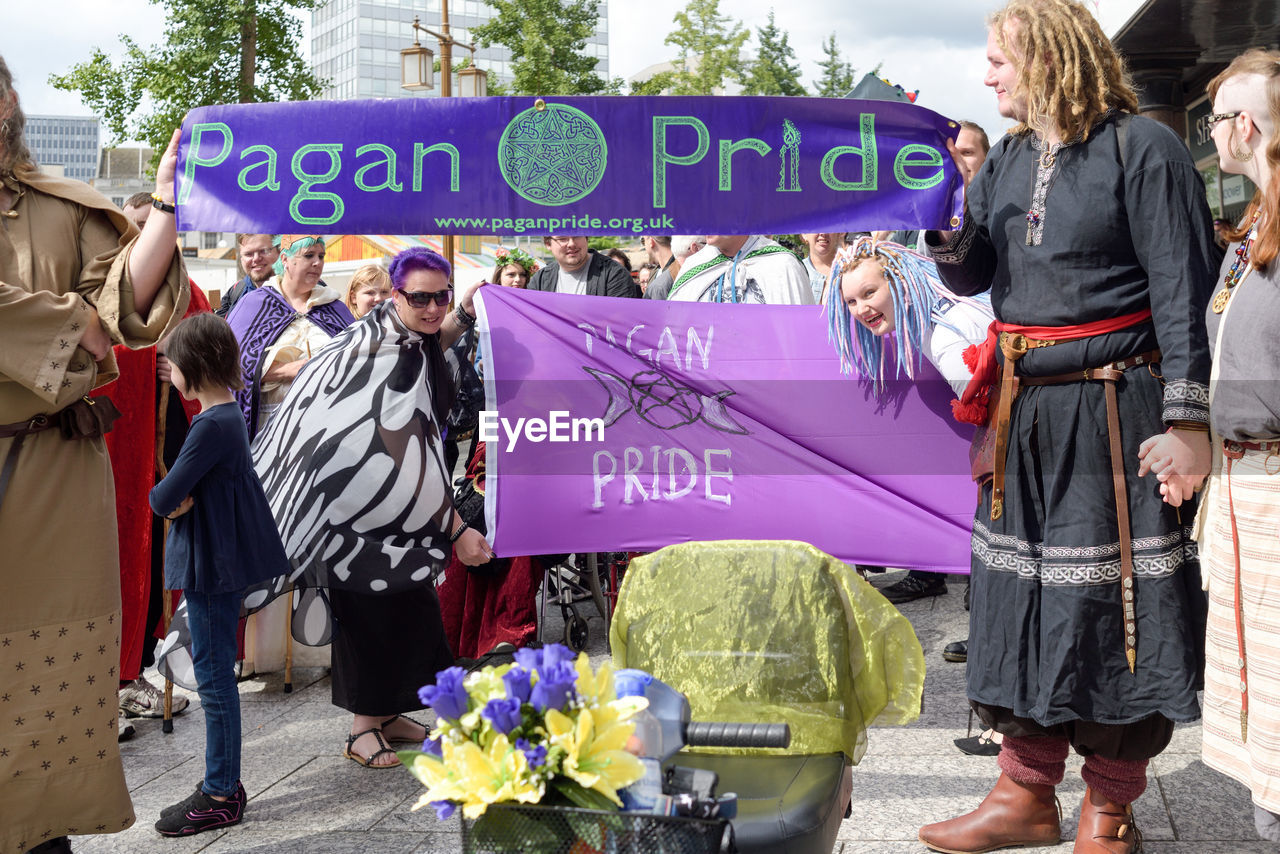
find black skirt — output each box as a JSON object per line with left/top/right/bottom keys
{"left": 329, "top": 585, "right": 455, "bottom": 715}
{"left": 966, "top": 361, "right": 1207, "bottom": 728}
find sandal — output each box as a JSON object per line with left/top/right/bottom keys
{"left": 380, "top": 714, "right": 430, "bottom": 745}
{"left": 343, "top": 727, "right": 400, "bottom": 768}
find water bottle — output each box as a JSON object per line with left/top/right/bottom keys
{"left": 615, "top": 671, "right": 664, "bottom": 812}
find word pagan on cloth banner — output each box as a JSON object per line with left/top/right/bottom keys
{"left": 173, "top": 96, "right": 963, "bottom": 236}
{"left": 475, "top": 287, "right": 977, "bottom": 572}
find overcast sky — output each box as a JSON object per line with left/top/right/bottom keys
{"left": 3, "top": 0, "right": 1055, "bottom": 144}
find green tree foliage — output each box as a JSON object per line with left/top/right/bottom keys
{"left": 50, "top": 0, "right": 323, "bottom": 160}
{"left": 470, "top": 0, "right": 610, "bottom": 95}
{"left": 664, "top": 0, "right": 749, "bottom": 95}
{"left": 814, "top": 32, "right": 856, "bottom": 98}
{"left": 742, "top": 10, "right": 805, "bottom": 96}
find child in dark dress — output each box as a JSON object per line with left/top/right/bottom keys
{"left": 148, "top": 314, "right": 289, "bottom": 837}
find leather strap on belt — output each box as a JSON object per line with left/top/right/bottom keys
{"left": 1220, "top": 438, "right": 1280, "bottom": 740}
{"left": 991, "top": 338, "right": 1161, "bottom": 675}
{"left": 0, "top": 413, "right": 58, "bottom": 515}
{"left": 1222, "top": 443, "right": 1250, "bottom": 741}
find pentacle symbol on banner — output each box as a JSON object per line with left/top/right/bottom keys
{"left": 497, "top": 103, "right": 608, "bottom": 206}
{"left": 584, "top": 368, "right": 749, "bottom": 434}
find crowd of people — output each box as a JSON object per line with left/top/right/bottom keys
{"left": 4, "top": 0, "right": 1280, "bottom": 851}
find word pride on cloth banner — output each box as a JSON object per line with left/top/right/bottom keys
{"left": 474, "top": 287, "right": 976, "bottom": 571}
{"left": 174, "top": 96, "right": 963, "bottom": 236}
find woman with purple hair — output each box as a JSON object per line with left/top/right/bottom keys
{"left": 160, "top": 246, "right": 492, "bottom": 769}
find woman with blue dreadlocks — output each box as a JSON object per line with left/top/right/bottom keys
{"left": 827, "top": 236, "right": 993, "bottom": 401}
{"left": 827, "top": 238, "right": 994, "bottom": 708}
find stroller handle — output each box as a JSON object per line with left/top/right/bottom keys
{"left": 684, "top": 722, "right": 791, "bottom": 749}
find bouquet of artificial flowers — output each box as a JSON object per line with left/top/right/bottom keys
{"left": 402, "top": 644, "right": 648, "bottom": 820}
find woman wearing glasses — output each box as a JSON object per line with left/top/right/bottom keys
{"left": 1178, "top": 49, "right": 1280, "bottom": 844}
{"left": 245, "top": 246, "right": 491, "bottom": 768}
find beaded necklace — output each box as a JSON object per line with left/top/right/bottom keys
{"left": 1212, "top": 211, "right": 1261, "bottom": 314}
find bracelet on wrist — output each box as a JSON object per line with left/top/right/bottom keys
{"left": 150, "top": 192, "right": 175, "bottom": 214}
{"left": 449, "top": 520, "right": 470, "bottom": 543}
{"left": 454, "top": 301, "right": 477, "bottom": 328}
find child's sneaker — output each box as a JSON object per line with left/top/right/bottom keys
{"left": 155, "top": 780, "right": 246, "bottom": 836}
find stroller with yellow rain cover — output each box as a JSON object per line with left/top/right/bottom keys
{"left": 609, "top": 540, "right": 926, "bottom": 854}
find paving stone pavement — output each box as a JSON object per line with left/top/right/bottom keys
{"left": 73, "top": 569, "right": 1262, "bottom": 853}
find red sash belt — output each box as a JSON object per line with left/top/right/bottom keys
{"left": 951, "top": 308, "right": 1155, "bottom": 426}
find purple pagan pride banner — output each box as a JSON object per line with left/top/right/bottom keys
{"left": 173, "top": 96, "right": 963, "bottom": 236}
{"left": 474, "top": 287, "right": 978, "bottom": 572}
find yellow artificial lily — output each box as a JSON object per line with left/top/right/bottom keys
{"left": 545, "top": 706, "right": 644, "bottom": 806}
{"left": 575, "top": 653, "right": 615, "bottom": 706}
{"left": 407, "top": 752, "right": 467, "bottom": 812}
{"left": 442, "top": 734, "right": 544, "bottom": 819}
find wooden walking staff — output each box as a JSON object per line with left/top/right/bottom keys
{"left": 283, "top": 584, "right": 294, "bottom": 693}
{"left": 155, "top": 382, "right": 177, "bottom": 733}
{"left": 283, "top": 344, "right": 310, "bottom": 694}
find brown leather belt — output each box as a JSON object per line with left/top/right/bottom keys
{"left": 0, "top": 397, "right": 121, "bottom": 514}
{"left": 990, "top": 331, "right": 1161, "bottom": 674}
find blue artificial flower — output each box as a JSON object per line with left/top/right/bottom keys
{"left": 481, "top": 697, "right": 523, "bottom": 736}
{"left": 529, "top": 660, "right": 577, "bottom": 712}
{"left": 422, "top": 735, "right": 443, "bottom": 758}
{"left": 418, "top": 666, "right": 468, "bottom": 722}
{"left": 513, "top": 647, "right": 542, "bottom": 673}
{"left": 539, "top": 643, "right": 576, "bottom": 670}
{"left": 513, "top": 643, "right": 575, "bottom": 676}
{"left": 431, "top": 800, "right": 457, "bottom": 820}
{"left": 515, "top": 737, "right": 547, "bottom": 768}
{"left": 503, "top": 666, "right": 533, "bottom": 705}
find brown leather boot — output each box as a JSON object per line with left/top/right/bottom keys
{"left": 919, "top": 773, "right": 1062, "bottom": 854}
{"left": 1074, "top": 786, "right": 1142, "bottom": 853}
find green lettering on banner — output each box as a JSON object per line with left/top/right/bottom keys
{"left": 238, "top": 144, "right": 280, "bottom": 192}
{"left": 179, "top": 122, "right": 234, "bottom": 205}
{"left": 354, "top": 144, "right": 404, "bottom": 192}
{"left": 820, "top": 113, "right": 877, "bottom": 192}
{"left": 894, "top": 144, "right": 945, "bottom": 190}
{"left": 653, "top": 116, "right": 709, "bottom": 209}
{"left": 413, "top": 142, "right": 460, "bottom": 192}
{"left": 717, "top": 138, "right": 771, "bottom": 191}
{"left": 290, "top": 144, "right": 344, "bottom": 226}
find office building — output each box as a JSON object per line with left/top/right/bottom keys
{"left": 311, "top": 0, "right": 610, "bottom": 100}
{"left": 26, "top": 115, "right": 100, "bottom": 182}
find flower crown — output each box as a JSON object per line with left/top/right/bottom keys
{"left": 494, "top": 246, "right": 539, "bottom": 275}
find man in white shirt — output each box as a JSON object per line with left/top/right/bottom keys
{"left": 666, "top": 235, "right": 813, "bottom": 305}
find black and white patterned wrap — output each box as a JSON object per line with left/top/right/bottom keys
{"left": 156, "top": 302, "right": 455, "bottom": 689}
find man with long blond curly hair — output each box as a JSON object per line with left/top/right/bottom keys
{"left": 917, "top": 2, "right": 1217, "bottom": 852}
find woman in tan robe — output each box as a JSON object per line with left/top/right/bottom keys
{"left": 0, "top": 56, "right": 189, "bottom": 854}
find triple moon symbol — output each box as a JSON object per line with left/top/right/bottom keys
{"left": 497, "top": 103, "right": 608, "bottom": 206}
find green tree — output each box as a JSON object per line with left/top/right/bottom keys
{"left": 814, "top": 32, "right": 856, "bottom": 98}
{"left": 742, "top": 10, "right": 805, "bottom": 96}
{"left": 664, "top": 0, "right": 749, "bottom": 95}
{"left": 470, "top": 0, "right": 610, "bottom": 95}
{"left": 50, "top": 0, "right": 323, "bottom": 161}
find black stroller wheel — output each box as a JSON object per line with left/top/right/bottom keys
{"left": 564, "top": 615, "right": 589, "bottom": 652}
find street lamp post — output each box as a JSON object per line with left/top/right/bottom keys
{"left": 400, "top": 1, "right": 488, "bottom": 275}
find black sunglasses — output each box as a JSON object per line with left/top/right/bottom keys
{"left": 397, "top": 287, "right": 453, "bottom": 307}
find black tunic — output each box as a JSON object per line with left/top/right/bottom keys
{"left": 928, "top": 114, "right": 1214, "bottom": 728}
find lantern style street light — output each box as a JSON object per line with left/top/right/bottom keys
{"left": 399, "top": 1, "right": 488, "bottom": 272}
